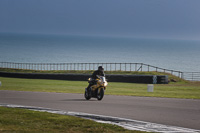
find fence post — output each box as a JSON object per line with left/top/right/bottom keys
{"left": 192, "top": 72, "right": 194, "bottom": 81}
{"left": 135, "top": 64, "right": 137, "bottom": 71}
{"left": 181, "top": 72, "right": 184, "bottom": 79}
{"left": 67, "top": 63, "right": 69, "bottom": 71}
{"left": 74, "top": 63, "right": 76, "bottom": 70}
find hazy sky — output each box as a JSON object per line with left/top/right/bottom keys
{"left": 0, "top": 0, "right": 200, "bottom": 40}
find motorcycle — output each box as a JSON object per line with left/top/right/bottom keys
{"left": 84, "top": 75, "right": 108, "bottom": 101}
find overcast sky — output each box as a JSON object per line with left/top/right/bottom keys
{"left": 0, "top": 0, "right": 200, "bottom": 40}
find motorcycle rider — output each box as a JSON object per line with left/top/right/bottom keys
{"left": 87, "top": 66, "right": 105, "bottom": 90}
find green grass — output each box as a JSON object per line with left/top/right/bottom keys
{"left": 0, "top": 77, "right": 200, "bottom": 99}
{"left": 0, "top": 106, "right": 145, "bottom": 133}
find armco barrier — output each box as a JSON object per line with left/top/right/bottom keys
{"left": 0, "top": 72, "right": 168, "bottom": 84}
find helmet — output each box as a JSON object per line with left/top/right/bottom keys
{"left": 98, "top": 66, "right": 104, "bottom": 71}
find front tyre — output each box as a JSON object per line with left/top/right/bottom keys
{"left": 84, "top": 89, "right": 91, "bottom": 100}
{"left": 97, "top": 88, "right": 104, "bottom": 101}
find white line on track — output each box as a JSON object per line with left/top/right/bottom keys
{"left": 0, "top": 103, "right": 199, "bottom": 133}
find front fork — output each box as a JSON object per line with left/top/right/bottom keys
{"left": 98, "top": 87, "right": 105, "bottom": 94}
{"left": 85, "top": 87, "right": 91, "bottom": 93}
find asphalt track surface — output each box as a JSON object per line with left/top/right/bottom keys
{"left": 0, "top": 90, "right": 200, "bottom": 130}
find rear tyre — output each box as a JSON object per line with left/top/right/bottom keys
{"left": 97, "top": 88, "right": 104, "bottom": 101}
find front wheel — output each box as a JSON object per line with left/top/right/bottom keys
{"left": 84, "top": 89, "right": 91, "bottom": 100}
{"left": 97, "top": 88, "right": 104, "bottom": 101}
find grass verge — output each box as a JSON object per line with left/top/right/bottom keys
{"left": 0, "top": 106, "right": 145, "bottom": 133}
{"left": 0, "top": 77, "right": 200, "bottom": 99}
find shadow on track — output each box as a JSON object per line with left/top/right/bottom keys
{"left": 61, "top": 99, "right": 97, "bottom": 102}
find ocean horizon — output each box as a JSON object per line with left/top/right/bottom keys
{"left": 0, "top": 33, "right": 200, "bottom": 72}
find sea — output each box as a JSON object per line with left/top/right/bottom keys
{"left": 0, "top": 33, "right": 200, "bottom": 72}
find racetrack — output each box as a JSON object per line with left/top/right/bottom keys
{"left": 0, "top": 90, "right": 200, "bottom": 130}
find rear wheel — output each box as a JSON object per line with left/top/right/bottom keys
{"left": 97, "top": 88, "right": 104, "bottom": 101}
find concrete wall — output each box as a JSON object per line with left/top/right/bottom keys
{"left": 0, "top": 72, "right": 168, "bottom": 84}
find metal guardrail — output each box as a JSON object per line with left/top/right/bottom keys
{"left": 182, "top": 72, "right": 200, "bottom": 81}
{"left": 0, "top": 62, "right": 199, "bottom": 81}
